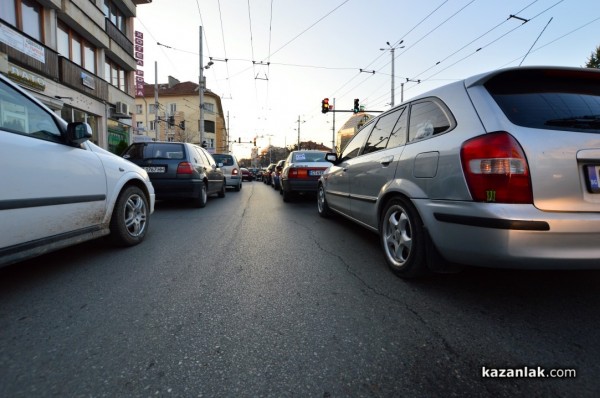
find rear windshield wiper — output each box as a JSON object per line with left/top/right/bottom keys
{"left": 545, "top": 115, "right": 600, "bottom": 129}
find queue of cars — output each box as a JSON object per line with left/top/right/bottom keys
{"left": 6, "top": 66, "right": 600, "bottom": 279}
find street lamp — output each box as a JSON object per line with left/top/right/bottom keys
{"left": 380, "top": 40, "right": 405, "bottom": 107}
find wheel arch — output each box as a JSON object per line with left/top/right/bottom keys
{"left": 105, "top": 175, "right": 152, "bottom": 225}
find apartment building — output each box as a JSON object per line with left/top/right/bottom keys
{"left": 134, "top": 78, "right": 228, "bottom": 154}
{"left": 0, "top": 0, "right": 151, "bottom": 153}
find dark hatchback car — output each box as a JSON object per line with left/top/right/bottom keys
{"left": 123, "top": 142, "right": 226, "bottom": 208}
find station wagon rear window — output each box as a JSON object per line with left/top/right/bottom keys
{"left": 123, "top": 143, "right": 185, "bottom": 160}
{"left": 486, "top": 69, "right": 600, "bottom": 133}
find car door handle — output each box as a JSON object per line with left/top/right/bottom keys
{"left": 379, "top": 155, "right": 394, "bottom": 166}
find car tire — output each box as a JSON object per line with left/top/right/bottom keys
{"left": 194, "top": 182, "right": 208, "bottom": 208}
{"left": 234, "top": 181, "right": 241, "bottom": 191}
{"left": 218, "top": 180, "right": 226, "bottom": 198}
{"left": 380, "top": 197, "right": 427, "bottom": 278}
{"left": 109, "top": 185, "right": 149, "bottom": 246}
{"left": 317, "top": 183, "right": 332, "bottom": 217}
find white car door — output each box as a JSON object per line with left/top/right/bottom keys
{"left": 0, "top": 78, "right": 106, "bottom": 250}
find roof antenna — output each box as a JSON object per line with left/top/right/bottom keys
{"left": 519, "top": 17, "right": 553, "bottom": 66}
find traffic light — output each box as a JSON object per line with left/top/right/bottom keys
{"left": 253, "top": 138, "right": 257, "bottom": 146}
{"left": 321, "top": 98, "right": 330, "bottom": 114}
{"left": 353, "top": 99, "right": 360, "bottom": 114}
{"left": 238, "top": 137, "right": 241, "bottom": 143}
{"left": 179, "top": 120, "right": 185, "bottom": 130}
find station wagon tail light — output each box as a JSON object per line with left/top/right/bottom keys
{"left": 177, "top": 162, "right": 194, "bottom": 175}
{"left": 232, "top": 168, "right": 239, "bottom": 175}
{"left": 460, "top": 131, "right": 533, "bottom": 204}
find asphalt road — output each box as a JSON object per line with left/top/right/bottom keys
{"left": 1, "top": 180, "right": 599, "bottom": 397}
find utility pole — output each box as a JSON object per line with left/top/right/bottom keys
{"left": 199, "top": 26, "right": 204, "bottom": 147}
{"left": 380, "top": 40, "right": 404, "bottom": 107}
{"left": 297, "top": 115, "right": 301, "bottom": 150}
{"left": 332, "top": 98, "right": 336, "bottom": 153}
{"left": 154, "top": 61, "right": 158, "bottom": 141}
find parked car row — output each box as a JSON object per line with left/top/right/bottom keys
{"left": 0, "top": 71, "right": 251, "bottom": 268}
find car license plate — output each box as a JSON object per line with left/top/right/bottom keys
{"left": 144, "top": 166, "right": 166, "bottom": 173}
{"left": 585, "top": 165, "right": 600, "bottom": 193}
{"left": 308, "top": 170, "right": 324, "bottom": 176}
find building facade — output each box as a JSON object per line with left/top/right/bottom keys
{"left": 0, "top": 0, "right": 151, "bottom": 153}
{"left": 336, "top": 113, "right": 374, "bottom": 153}
{"left": 134, "top": 78, "right": 228, "bottom": 154}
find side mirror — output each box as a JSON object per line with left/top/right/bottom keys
{"left": 325, "top": 152, "right": 337, "bottom": 163}
{"left": 66, "top": 122, "right": 92, "bottom": 145}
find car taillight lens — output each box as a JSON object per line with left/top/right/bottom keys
{"left": 232, "top": 168, "right": 239, "bottom": 175}
{"left": 460, "top": 131, "right": 532, "bottom": 204}
{"left": 177, "top": 162, "right": 194, "bottom": 175}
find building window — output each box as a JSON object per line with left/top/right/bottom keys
{"left": 58, "top": 22, "right": 96, "bottom": 74}
{"left": 149, "top": 104, "right": 156, "bottom": 114}
{"left": 205, "top": 120, "right": 215, "bottom": 134}
{"left": 105, "top": 58, "right": 127, "bottom": 93}
{"left": 136, "top": 104, "right": 143, "bottom": 114}
{"left": 149, "top": 120, "right": 156, "bottom": 130}
{"left": 103, "top": 0, "right": 126, "bottom": 33}
{"left": 204, "top": 103, "right": 215, "bottom": 113}
{"left": 2, "top": 0, "right": 43, "bottom": 42}
{"left": 169, "top": 103, "right": 177, "bottom": 114}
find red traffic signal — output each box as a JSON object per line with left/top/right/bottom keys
{"left": 321, "top": 98, "right": 330, "bottom": 114}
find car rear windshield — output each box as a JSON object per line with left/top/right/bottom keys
{"left": 212, "top": 154, "right": 234, "bottom": 165}
{"left": 486, "top": 69, "right": 600, "bottom": 133}
{"left": 293, "top": 152, "right": 326, "bottom": 162}
{"left": 123, "top": 143, "right": 185, "bottom": 160}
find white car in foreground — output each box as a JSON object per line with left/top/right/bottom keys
{"left": 0, "top": 73, "right": 155, "bottom": 267}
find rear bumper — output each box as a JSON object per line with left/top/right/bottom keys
{"left": 413, "top": 199, "right": 600, "bottom": 269}
{"left": 282, "top": 178, "right": 319, "bottom": 193}
{"left": 225, "top": 175, "right": 241, "bottom": 187}
{"left": 151, "top": 179, "right": 202, "bottom": 199}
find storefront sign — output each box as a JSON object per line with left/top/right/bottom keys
{"left": 0, "top": 23, "right": 45, "bottom": 63}
{"left": 8, "top": 63, "right": 46, "bottom": 91}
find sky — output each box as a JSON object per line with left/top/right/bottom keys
{"left": 135, "top": 0, "right": 600, "bottom": 159}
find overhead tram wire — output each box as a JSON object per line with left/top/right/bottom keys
{"left": 216, "top": 0, "right": 233, "bottom": 98}
{"left": 372, "top": 0, "right": 562, "bottom": 104}
{"left": 411, "top": 0, "right": 541, "bottom": 80}
{"left": 246, "top": 0, "right": 260, "bottom": 119}
{"left": 499, "top": 14, "right": 600, "bottom": 68}
{"left": 329, "top": 0, "right": 451, "bottom": 100}
{"left": 416, "top": 0, "right": 566, "bottom": 84}
{"left": 340, "top": 0, "right": 473, "bottom": 110}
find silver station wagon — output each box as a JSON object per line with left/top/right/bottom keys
{"left": 318, "top": 66, "right": 600, "bottom": 278}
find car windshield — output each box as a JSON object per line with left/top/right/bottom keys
{"left": 293, "top": 152, "right": 326, "bottom": 162}
{"left": 123, "top": 143, "right": 185, "bottom": 160}
{"left": 212, "top": 154, "right": 234, "bottom": 165}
